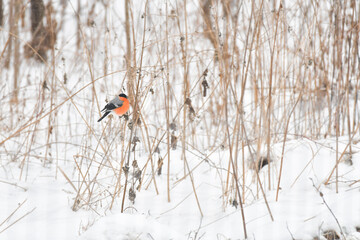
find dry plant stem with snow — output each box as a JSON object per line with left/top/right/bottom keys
{"left": 1, "top": 0, "right": 360, "bottom": 239}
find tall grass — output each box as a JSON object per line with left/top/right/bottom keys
{"left": 1, "top": 0, "right": 360, "bottom": 238}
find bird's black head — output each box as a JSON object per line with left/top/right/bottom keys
{"left": 119, "top": 93, "right": 128, "bottom": 98}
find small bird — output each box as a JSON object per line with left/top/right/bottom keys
{"left": 98, "top": 93, "right": 130, "bottom": 122}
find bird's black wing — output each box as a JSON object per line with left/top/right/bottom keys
{"left": 102, "top": 102, "right": 120, "bottom": 111}
{"left": 101, "top": 97, "right": 124, "bottom": 111}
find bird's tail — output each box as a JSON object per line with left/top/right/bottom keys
{"left": 98, "top": 111, "right": 110, "bottom": 122}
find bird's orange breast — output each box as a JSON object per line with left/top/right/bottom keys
{"left": 114, "top": 97, "right": 130, "bottom": 116}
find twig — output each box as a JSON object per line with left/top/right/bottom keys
{"left": 58, "top": 167, "right": 77, "bottom": 192}
{"left": 193, "top": 217, "right": 204, "bottom": 240}
{"left": 0, "top": 199, "right": 36, "bottom": 235}
{"left": 310, "top": 178, "right": 345, "bottom": 239}
{"left": 276, "top": 91, "right": 302, "bottom": 201}
{"left": 0, "top": 199, "right": 27, "bottom": 228}
{"left": 286, "top": 222, "right": 295, "bottom": 240}
{"left": 0, "top": 179, "right": 27, "bottom": 191}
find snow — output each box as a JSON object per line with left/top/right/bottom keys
{"left": 1, "top": 0, "right": 360, "bottom": 239}
{"left": 1, "top": 139, "right": 360, "bottom": 239}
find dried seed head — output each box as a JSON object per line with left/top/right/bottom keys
{"left": 232, "top": 199, "right": 238, "bottom": 208}
{"left": 63, "top": 73, "right": 68, "bottom": 84}
{"left": 128, "top": 121, "right": 134, "bottom": 130}
{"left": 134, "top": 169, "right": 142, "bottom": 180}
{"left": 132, "top": 160, "right": 138, "bottom": 168}
{"left": 129, "top": 187, "right": 136, "bottom": 203}
{"left": 136, "top": 116, "right": 142, "bottom": 125}
{"left": 202, "top": 80, "right": 209, "bottom": 97}
{"left": 189, "top": 106, "right": 196, "bottom": 121}
{"left": 169, "top": 122, "right": 177, "bottom": 131}
{"left": 157, "top": 157, "right": 163, "bottom": 175}
{"left": 203, "top": 69, "right": 208, "bottom": 77}
{"left": 171, "top": 135, "right": 178, "bottom": 150}
{"left": 132, "top": 136, "right": 140, "bottom": 144}
{"left": 123, "top": 164, "right": 129, "bottom": 176}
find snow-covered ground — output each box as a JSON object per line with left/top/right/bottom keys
{"left": 1, "top": 138, "right": 360, "bottom": 239}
